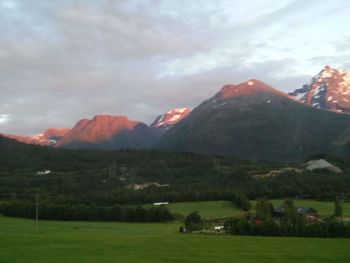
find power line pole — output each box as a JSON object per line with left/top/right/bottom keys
{"left": 35, "top": 194, "right": 39, "bottom": 232}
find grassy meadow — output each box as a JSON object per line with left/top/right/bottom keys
{"left": 1, "top": 200, "right": 350, "bottom": 262}
{"left": 1, "top": 216, "right": 350, "bottom": 263}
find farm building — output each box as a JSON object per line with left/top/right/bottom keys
{"left": 273, "top": 206, "right": 319, "bottom": 219}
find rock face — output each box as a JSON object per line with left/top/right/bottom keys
{"left": 58, "top": 115, "right": 164, "bottom": 150}
{"left": 306, "top": 159, "right": 343, "bottom": 174}
{"left": 2, "top": 128, "right": 70, "bottom": 146}
{"left": 289, "top": 66, "right": 350, "bottom": 113}
{"left": 158, "top": 79, "right": 350, "bottom": 161}
{"left": 59, "top": 115, "right": 140, "bottom": 145}
{"left": 151, "top": 108, "right": 191, "bottom": 129}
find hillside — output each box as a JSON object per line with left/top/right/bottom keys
{"left": 1, "top": 135, "right": 350, "bottom": 205}
{"left": 158, "top": 80, "right": 350, "bottom": 162}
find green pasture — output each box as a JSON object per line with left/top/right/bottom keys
{"left": 1, "top": 216, "right": 350, "bottom": 262}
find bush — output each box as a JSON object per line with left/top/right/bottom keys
{"left": 184, "top": 211, "right": 203, "bottom": 232}
{"left": 232, "top": 192, "right": 251, "bottom": 211}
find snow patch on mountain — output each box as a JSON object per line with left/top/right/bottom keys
{"left": 2, "top": 128, "right": 70, "bottom": 146}
{"left": 151, "top": 108, "right": 191, "bottom": 129}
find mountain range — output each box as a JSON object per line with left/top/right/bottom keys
{"left": 2, "top": 66, "right": 350, "bottom": 162}
{"left": 0, "top": 109, "right": 190, "bottom": 149}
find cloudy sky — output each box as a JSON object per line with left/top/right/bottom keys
{"left": 1, "top": 0, "right": 350, "bottom": 135}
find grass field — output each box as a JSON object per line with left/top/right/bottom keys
{"left": 1, "top": 216, "right": 350, "bottom": 262}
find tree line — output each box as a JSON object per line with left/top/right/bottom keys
{"left": 224, "top": 198, "right": 350, "bottom": 238}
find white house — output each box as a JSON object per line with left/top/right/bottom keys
{"left": 153, "top": 202, "right": 169, "bottom": 206}
{"left": 214, "top": 226, "right": 224, "bottom": 231}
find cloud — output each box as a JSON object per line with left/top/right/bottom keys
{"left": 0, "top": 0, "right": 349, "bottom": 135}
{"left": 0, "top": 114, "right": 9, "bottom": 125}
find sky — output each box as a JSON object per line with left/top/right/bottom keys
{"left": 0, "top": 0, "right": 350, "bottom": 135}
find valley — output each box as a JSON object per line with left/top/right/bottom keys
{"left": 2, "top": 2, "right": 350, "bottom": 262}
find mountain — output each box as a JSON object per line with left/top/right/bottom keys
{"left": 58, "top": 115, "right": 164, "bottom": 150}
{"left": 289, "top": 66, "right": 350, "bottom": 113}
{"left": 158, "top": 79, "right": 350, "bottom": 162}
{"left": 151, "top": 108, "right": 191, "bottom": 129}
{"left": 2, "top": 128, "right": 69, "bottom": 146}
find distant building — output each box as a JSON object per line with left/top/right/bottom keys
{"left": 36, "top": 170, "right": 51, "bottom": 175}
{"left": 214, "top": 226, "right": 225, "bottom": 232}
{"left": 153, "top": 202, "right": 169, "bottom": 206}
{"left": 273, "top": 206, "right": 319, "bottom": 219}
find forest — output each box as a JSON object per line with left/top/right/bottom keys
{"left": 1, "top": 136, "right": 350, "bottom": 221}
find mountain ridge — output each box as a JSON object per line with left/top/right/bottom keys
{"left": 289, "top": 66, "right": 350, "bottom": 113}
{"left": 57, "top": 114, "right": 164, "bottom": 150}
{"left": 157, "top": 79, "right": 350, "bottom": 161}
{"left": 1, "top": 128, "right": 70, "bottom": 146}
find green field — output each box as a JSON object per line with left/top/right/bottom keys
{"left": 166, "top": 201, "right": 243, "bottom": 219}
{"left": 1, "top": 216, "right": 350, "bottom": 262}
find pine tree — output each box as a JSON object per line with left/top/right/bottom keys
{"left": 255, "top": 198, "right": 273, "bottom": 220}
{"left": 334, "top": 196, "right": 343, "bottom": 217}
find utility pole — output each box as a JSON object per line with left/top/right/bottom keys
{"left": 35, "top": 194, "right": 39, "bottom": 232}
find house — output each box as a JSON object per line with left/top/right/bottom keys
{"left": 153, "top": 202, "right": 169, "bottom": 206}
{"left": 273, "top": 206, "right": 319, "bottom": 219}
{"left": 296, "top": 207, "right": 318, "bottom": 215}
{"left": 272, "top": 207, "right": 285, "bottom": 218}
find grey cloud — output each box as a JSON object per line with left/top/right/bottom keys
{"left": 0, "top": 0, "right": 348, "bottom": 135}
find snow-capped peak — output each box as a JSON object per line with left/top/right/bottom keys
{"left": 151, "top": 108, "right": 191, "bottom": 129}
{"left": 289, "top": 66, "right": 350, "bottom": 113}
